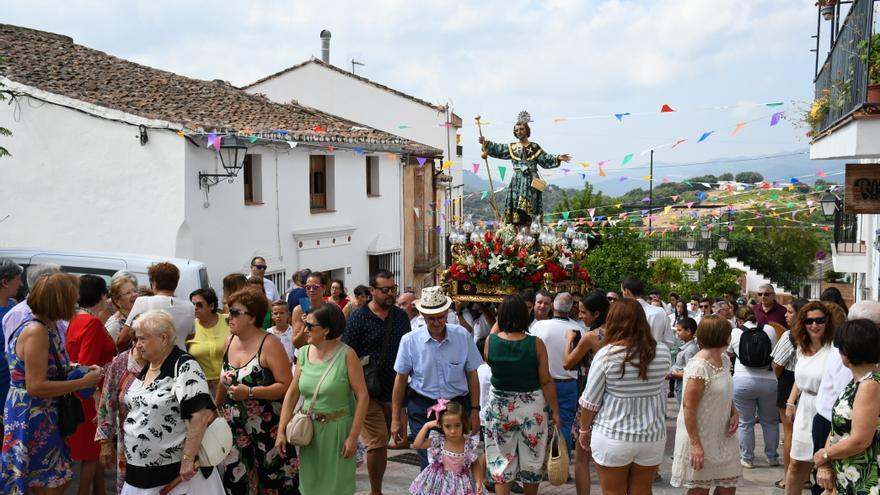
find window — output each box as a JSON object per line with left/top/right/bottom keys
{"left": 368, "top": 251, "right": 401, "bottom": 281}
{"left": 310, "top": 155, "right": 334, "bottom": 212}
{"left": 366, "top": 156, "right": 380, "bottom": 196}
{"left": 243, "top": 154, "right": 263, "bottom": 204}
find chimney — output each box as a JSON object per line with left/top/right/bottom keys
{"left": 320, "top": 30, "right": 331, "bottom": 64}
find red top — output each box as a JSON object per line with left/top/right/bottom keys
{"left": 754, "top": 301, "right": 788, "bottom": 328}
{"left": 324, "top": 296, "right": 349, "bottom": 310}
{"left": 65, "top": 312, "right": 116, "bottom": 461}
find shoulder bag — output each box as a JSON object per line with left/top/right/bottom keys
{"left": 361, "top": 313, "right": 393, "bottom": 398}
{"left": 286, "top": 344, "right": 347, "bottom": 447}
{"left": 38, "top": 319, "right": 85, "bottom": 439}
{"left": 172, "top": 356, "right": 233, "bottom": 466}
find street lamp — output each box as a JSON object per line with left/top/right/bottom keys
{"left": 820, "top": 193, "right": 840, "bottom": 219}
{"left": 686, "top": 227, "right": 728, "bottom": 280}
{"left": 199, "top": 135, "right": 250, "bottom": 190}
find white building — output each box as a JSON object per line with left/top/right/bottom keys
{"left": 0, "top": 24, "right": 441, "bottom": 296}
{"left": 243, "top": 30, "right": 462, "bottom": 290}
{"left": 806, "top": 0, "right": 879, "bottom": 303}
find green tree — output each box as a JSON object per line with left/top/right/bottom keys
{"left": 554, "top": 181, "right": 611, "bottom": 215}
{"left": 718, "top": 173, "right": 734, "bottom": 181}
{"left": 0, "top": 55, "right": 10, "bottom": 159}
{"left": 649, "top": 257, "right": 686, "bottom": 297}
{"left": 696, "top": 251, "right": 742, "bottom": 297}
{"left": 585, "top": 227, "right": 650, "bottom": 291}
{"left": 735, "top": 171, "right": 764, "bottom": 183}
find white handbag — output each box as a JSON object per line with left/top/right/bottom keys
{"left": 173, "top": 356, "right": 233, "bottom": 466}
{"left": 286, "top": 344, "right": 347, "bottom": 446}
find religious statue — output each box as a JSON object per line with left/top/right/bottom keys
{"left": 479, "top": 111, "right": 571, "bottom": 225}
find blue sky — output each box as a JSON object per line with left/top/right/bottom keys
{"left": 5, "top": 0, "right": 829, "bottom": 183}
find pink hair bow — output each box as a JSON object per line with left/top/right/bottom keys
{"left": 427, "top": 399, "right": 450, "bottom": 420}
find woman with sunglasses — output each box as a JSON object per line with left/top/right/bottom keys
{"left": 189, "top": 288, "right": 229, "bottom": 393}
{"left": 291, "top": 272, "right": 329, "bottom": 348}
{"left": 276, "top": 303, "right": 369, "bottom": 495}
{"left": 215, "top": 286, "right": 299, "bottom": 494}
{"left": 783, "top": 301, "right": 842, "bottom": 495}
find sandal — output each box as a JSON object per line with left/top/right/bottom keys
{"left": 774, "top": 479, "right": 785, "bottom": 489}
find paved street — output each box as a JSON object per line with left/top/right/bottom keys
{"left": 75, "top": 398, "right": 786, "bottom": 494}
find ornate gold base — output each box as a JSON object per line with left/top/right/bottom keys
{"left": 441, "top": 271, "right": 591, "bottom": 303}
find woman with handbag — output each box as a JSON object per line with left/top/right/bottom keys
{"left": 1, "top": 273, "right": 105, "bottom": 494}
{"left": 215, "top": 286, "right": 299, "bottom": 494}
{"left": 276, "top": 302, "right": 369, "bottom": 495}
{"left": 121, "top": 309, "right": 222, "bottom": 494}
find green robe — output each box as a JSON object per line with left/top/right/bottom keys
{"left": 483, "top": 140, "right": 561, "bottom": 224}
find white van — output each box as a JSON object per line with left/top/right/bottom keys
{"left": 0, "top": 249, "right": 210, "bottom": 299}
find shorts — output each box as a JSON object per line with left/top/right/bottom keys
{"left": 776, "top": 369, "right": 795, "bottom": 409}
{"left": 590, "top": 428, "right": 666, "bottom": 468}
{"left": 361, "top": 399, "right": 391, "bottom": 451}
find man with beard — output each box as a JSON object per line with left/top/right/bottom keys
{"left": 342, "top": 270, "right": 411, "bottom": 495}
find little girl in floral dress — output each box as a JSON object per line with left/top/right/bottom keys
{"left": 409, "top": 400, "right": 483, "bottom": 495}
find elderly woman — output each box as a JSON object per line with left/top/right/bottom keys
{"left": 1, "top": 273, "right": 104, "bottom": 494}
{"left": 671, "top": 315, "right": 741, "bottom": 493}
{"left": 215, "top": 286, "right": 298, "bottom": 494}
{"left": 96, "top": 342, "right": 146, "bottom": 493}
{"left": 783, "top": 301, "right": 842, "bottom": 495}
{"left": 106, "top": 275, "right": 139, "bottom": 349}
{"left": 578, "top": 298, "right": 672, "bottom": 495}
{"left": 276, "top": 302, "right": 369, "bottom": 494}
{"left": 123, "top": 309, "right": 222, "bottom": 494}
{"left": 813, "top": 319, "right": 880, "bottom": 495}
{"left": 291, "top": 272, "right": 329, "bottom": 348}
{"left": 188, "top": 288, "right": 229, "bottom": 393}
{"left": 66, "top": 275, "right": 117, "bottom": 495}
{"left": 0, "top": 258, "right": 24, "bottom": 431}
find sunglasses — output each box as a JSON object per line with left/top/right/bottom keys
{"left": 252, "top": 264, "right": 267, "bottom": 270}
{"left": 757, "top": 292, "right": 772, "bottom": 297}
{"left": 700, "top": 304, "right": 710, "bottom": 309}
{"left": 804, "top": 317, "right": 827, "bottom": 326}
{"left": 373, "top": 285, "right": 399, "bottom": 295}
{"left": 227, "top": 308, "right": 250, "bottom": 318}
{"left": 305, "top": 284, "right": 323, "bottom": 291}
{"left": 304, "top": 321, "right": 320, "bottom": 332}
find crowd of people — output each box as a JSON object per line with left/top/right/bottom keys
{"left": 0, "top": 255, "right": 878, "bottom": 495}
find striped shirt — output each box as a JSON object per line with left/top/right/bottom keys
{"left": 771, "top": 330, "right": 797, "bottom": 372}
{"left": 579, "top": 343, "right": 672, "bottom": 443}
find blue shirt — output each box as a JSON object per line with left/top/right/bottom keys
{"left": 393, "top": 324, "right": 483, "bottom": 400}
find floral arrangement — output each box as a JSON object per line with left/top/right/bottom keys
{"left": 804, "top": 88, "right": 831, "bottom": 136}
{"left": 447, "top": 221, "right": 590, "bottom": 290}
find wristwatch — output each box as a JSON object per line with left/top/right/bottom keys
{"left": 248, "top": 386, "right": 254, "bottom": 399}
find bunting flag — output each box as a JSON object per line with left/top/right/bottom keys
{"left": 175, "top": 131, "right": 185, "bottom": 138}
{"left": 579, "top": 162, "right": 590, "bottom": 168}
{"left": 480, "top": 191, "right": 488, "bottom": 201}
{"left": 614, "top": 113, "right": 630, "bottom": 122}
{"left": 816, "top": 170, "right": 826, "bottom": 177}
{"left": 413, "top": 207, "right": 420, "bottom": 219}
{"left": 770, "top": 112, "right": 784, "bottom": 126}
{"left": 671, "top": 139, "right": 686, "bottom": 149}
{"left": 385, "top": 153, "right": 397, "bottom": 161}
{"left": 643, "top": 175, "right": 652, "bottom": 181}
{"left": 498, "top": 166, "right": 507, "bottom": 181}
{"left": 697, "top": 131, "right": 714, "bottom": 143}
{"left": 287, "top": 141, "right": 296, "bottom": 148}
{"left": 416, "top": 157, "right": 427, "bottom": 167}
{"left": 588, "top": 208, "right": 596, "bottom": 218}
{"left": 660, "top": 104, "right": 676, "bottom": 113}
{"left": 207, "top": 133, "right": 221, "bottom": 150}
{"left": 562, "top": 211, "right": 571, "bottom": 220}
{"left": 398, "top": 125, "right": 411, "bottom": 129}
{"left": 747, "top": 225, "right": 754, "bottom": 232}
{"left": 442, "top": 160, "right": 453, "bottom": 170}
{"left": 622, "top": 153, "right": 633, "bottom": 165}
{"left": 312, "top": 125, "right": 326, "bottom": 132}
{"left": 732, "top": 122, "right": 747, "bottom": 136}
{"left": 353, "top": 147, "right": 365, "bottom": 154}
{"left": 249, "top": 136, "right": 258, "bottom": 143}
{"left": 472, "top": 163, "right": 480, "bottom": 174}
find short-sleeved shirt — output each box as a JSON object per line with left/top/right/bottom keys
{"left": 342, "top": 304, "right": 410, "bottom": 402}
{"left": 529, "top": 317, "right": 580, "bottom": 380}
{"left": 754, "top": 302, "right": 787, "bottom": 327}
{"left": 393, "top": 324, "right": 482, "bottom": 399}
{"left": 728, "top": 322, "right": 778, "bottom": 380}
{"left": 269, "top": 325, "right": 296, "bottom": 365}
{"left": 286, "top": 287, "right": 307, "bottom": 312}
{"left": 125, "top": 296, "right": 195, "bottom": 350}
{"left": 123, "top": 347, "right": 215, "bottom": 488}
{"left": 674, "top": 339, "right": 699, "bottom": 373}
{"left": 579, "top": 343, "right": 672, "bottom": 443}
{"left": 771, "top": 330, "right": 798, "bottom": 372}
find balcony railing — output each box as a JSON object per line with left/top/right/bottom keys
{"left": 414, "top": 228, "right": 442, "bottom": 272}
{"left": 813, "top": 0, "right": 877, "bottom": 134}
{"left": 834, "top": 211, "right": 868, "bottom": 254}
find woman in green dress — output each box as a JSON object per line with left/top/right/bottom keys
{"left": 479, "top": 111, "right": 571, "bottom": 225}
{"left": 813, "top": 318, "right": 880, "bottom": 495}
{"left": 276, "top": 302, "right": 370, "bottom": 495}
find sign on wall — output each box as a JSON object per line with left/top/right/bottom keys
{"left": 845, "top": 163, "right": 880, "bottom": 214}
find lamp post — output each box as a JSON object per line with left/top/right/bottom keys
{"left": 199, "top": 135, "right": 250, "bottom": 190}
{"left": 820, "top": 193, "right": 840, "bottom": 219}
{"left": 685, "top": 227, "right": 728, "bottom": 280}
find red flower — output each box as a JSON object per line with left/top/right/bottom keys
{"left": 528, "top": 271, "right": 544, "bottom": 283}
{"left": 516, "top": 261, "right": 525, "bottom": 268}
{"left": 481, "top": 249, "right": 489, "bottom": 258}
{"left": 490, "top": 273, "right": 501, "bottom": 283}
{"left": 484, "top": 231, "right": 494, "bottom": 242}
{"left": 503, "top": 246, "right": 513, "bottom": 256}
{"left": 518, "top": 248, "right": 528, "bottom": 259}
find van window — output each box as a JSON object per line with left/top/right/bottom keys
{"left": 18, "top": 265, "right": 116, "bottom": 298}
{"left": 199, "top": 268, "right": 210, "bottom": 290}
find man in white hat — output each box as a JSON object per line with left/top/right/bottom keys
{"left": 390, "top": 286, "right": 483, "bottom": 470}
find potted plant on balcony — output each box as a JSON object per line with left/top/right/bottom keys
{"left": 816, "top": 0, "right": 836, "bottom": 21}
{"left": 858, "top": 33, "right": 880, "bottom": 103}
{"left": 803, "top": 89, "right": 831, "bottom": 136}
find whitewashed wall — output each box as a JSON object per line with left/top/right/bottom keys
{"left": 0, "top": 96, "right": 403, "bottom": 296}
{"left": 0, "top": 97, "right": 186, "bottom": 258}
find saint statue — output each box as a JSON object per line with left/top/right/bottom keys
{"left": 479, "top": 111, "right": 571, "bottom": 225}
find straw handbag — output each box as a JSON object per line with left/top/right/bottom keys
{"left": 546, "top": 426, "right": 569, "bottom": 485}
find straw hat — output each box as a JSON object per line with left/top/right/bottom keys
{"left": 413, "top": 286, "right": 453, "bottom": 315}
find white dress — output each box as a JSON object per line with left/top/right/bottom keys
{"left": 671, "top": 355, "right": 741, "bottom": 489}
{"left": 790, "top": 345, "right": 831, "bottom": 461}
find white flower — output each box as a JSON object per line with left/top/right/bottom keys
{"left": 488, "top": 252, "right": 507, "bottom": 271}
{"left": 834, "top": 399, "right": 853, "bottom": 420}
{"left": 845, "top": 465, "right": 860, "bottom": 483}
{"left": 837, "top": 470, "right": 848, "bottom": 487}
{"left": 868, "top": 485, "right": 879, "bottom": 495}
{"left": 558, "top": 255, "right": 572, "bottom": 269}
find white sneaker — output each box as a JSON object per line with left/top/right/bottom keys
{"left": 767, "top": 457, "right": 780, "bottom": 467}
{"left": 741, "top": 459, "right": 754, "bottom": 469}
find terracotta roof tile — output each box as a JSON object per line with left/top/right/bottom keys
{"left": 0, "top": 24, "right": 442, "bottom": 157}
